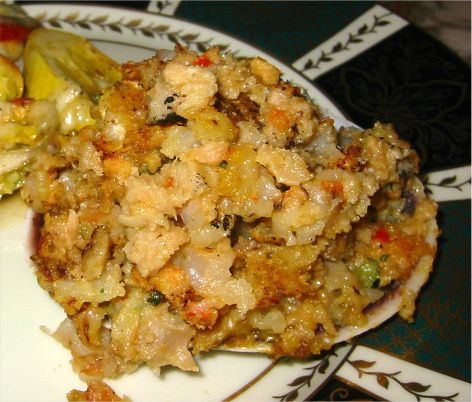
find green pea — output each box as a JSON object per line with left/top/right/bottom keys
{"left": 355, "top": 259, "right": 380, "bottom": 288}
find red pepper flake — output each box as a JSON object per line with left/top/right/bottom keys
{"left": 11, "top": 98, "right": 31, "bottom": 107}
{"left": 192, "top": 54, "right": 212, "bottom": 67}
{"left": 372, "top": 227, "right": 390, "bottom": 243}
{"left": 185, "top": 301, "right": 216, "bottom": 325}
{"left": 0, "top": 23, "right": 31, "bottom": 42}
{"left": 164, "top": 177, "right": 174, "bottom": 188}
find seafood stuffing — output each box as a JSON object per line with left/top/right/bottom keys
{"left": 22, "top": 45, "right": 438, "bottom": 381}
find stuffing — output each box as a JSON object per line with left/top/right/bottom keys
{"left": 23, "top": 47, "right": 438, "bottom": 382}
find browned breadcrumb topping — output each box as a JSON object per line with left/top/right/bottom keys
{"left": 22, "top": 47, "right": 438, "bottom": 381}
{"left": 67, "top": 381, "right": 129, "bottom": 402}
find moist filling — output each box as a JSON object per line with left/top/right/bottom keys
{"left": 22, "top": 47, "right": 438, "bottom": 379}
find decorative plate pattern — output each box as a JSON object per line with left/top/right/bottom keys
{"left": 336, "top": 346, "right": 470, "bottom": 401}
{"left": 293, "top": 5, "right": 408, "bottom": 79}
{"left": 421, "top": 166, "right": 471, "bottom": 201}
{"left": 347, "top": 359, "right": 459, "bottom": 401}
{"left": 33, "top": 9, "right": 232, "bottom": 53}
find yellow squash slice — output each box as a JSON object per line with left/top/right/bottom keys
{"left": 23, "top": 28, "right": 122, "bottom": 132}
{"left": 0, "top": 54, "right": 23, "bottom": 101}
{"left": 24, "top": 27, "right": 121, "bottom": 101}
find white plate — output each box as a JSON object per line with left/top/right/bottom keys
{"left": 0, "top": 4, "right": 354, "bottom": 402}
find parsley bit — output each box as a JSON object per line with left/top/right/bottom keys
{"left": 147, "top": 290, "right": 164, "bottom": 306}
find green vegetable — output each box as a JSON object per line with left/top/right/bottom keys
{"left": 0, "top": 164, "right": 28, "bottom": 197}
{"left": 0, "top": 54, "right": 23, "bottom": 101}
{"left": 355, "top": 258, "right": 380, "bottom": 288}
{"left": 147, "top": 290, "right": 164, "bottom": 306}
{"left": 23, "top": 28, "right": 122, "bottom": 133}
{"left": 0, "top": 149, "right": 31, "bottom": 198}
{"left": 0, "top": 122, "right": 38, "bottom": 149}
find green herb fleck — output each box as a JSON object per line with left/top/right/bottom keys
{"left": 219, "top": 161, "right": 228, "bottom": 169}
{"left": 380, "top": 254, "right": 390, "bottom": 262}
{"left": 355, "top": 258, "right": 380, "bottom": 288}
{"left": 147, "top": 290, "right": 164, "bottom": 306}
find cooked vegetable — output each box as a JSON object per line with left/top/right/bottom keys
{"left": 0, "top": 98, "right": 58, "bottom": 199}
{"left": 372, "top": 227, "right": 390, "bottom": 243}
{"left": 0, "top": 122, "right": 37, "bottom": 148}
{"left": 0, "top": 162, "right": 29, "bottom": 196}
{"left": 24, "top": 28, "right": 121, "bottom": 101}
{"left": 0, "top": 26, "right": 122, "bottom": 199}
{"left": 23, "top": 28, "right": 122, "bottom": 132}
{"left": 0, "top": 149, "right": 31, "bottom": 196}
{"left": 0, "top": 54, "right": 23, "bottom": 101}
{"left": 355, "top": 259, "right": 380, "bottom": 288}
